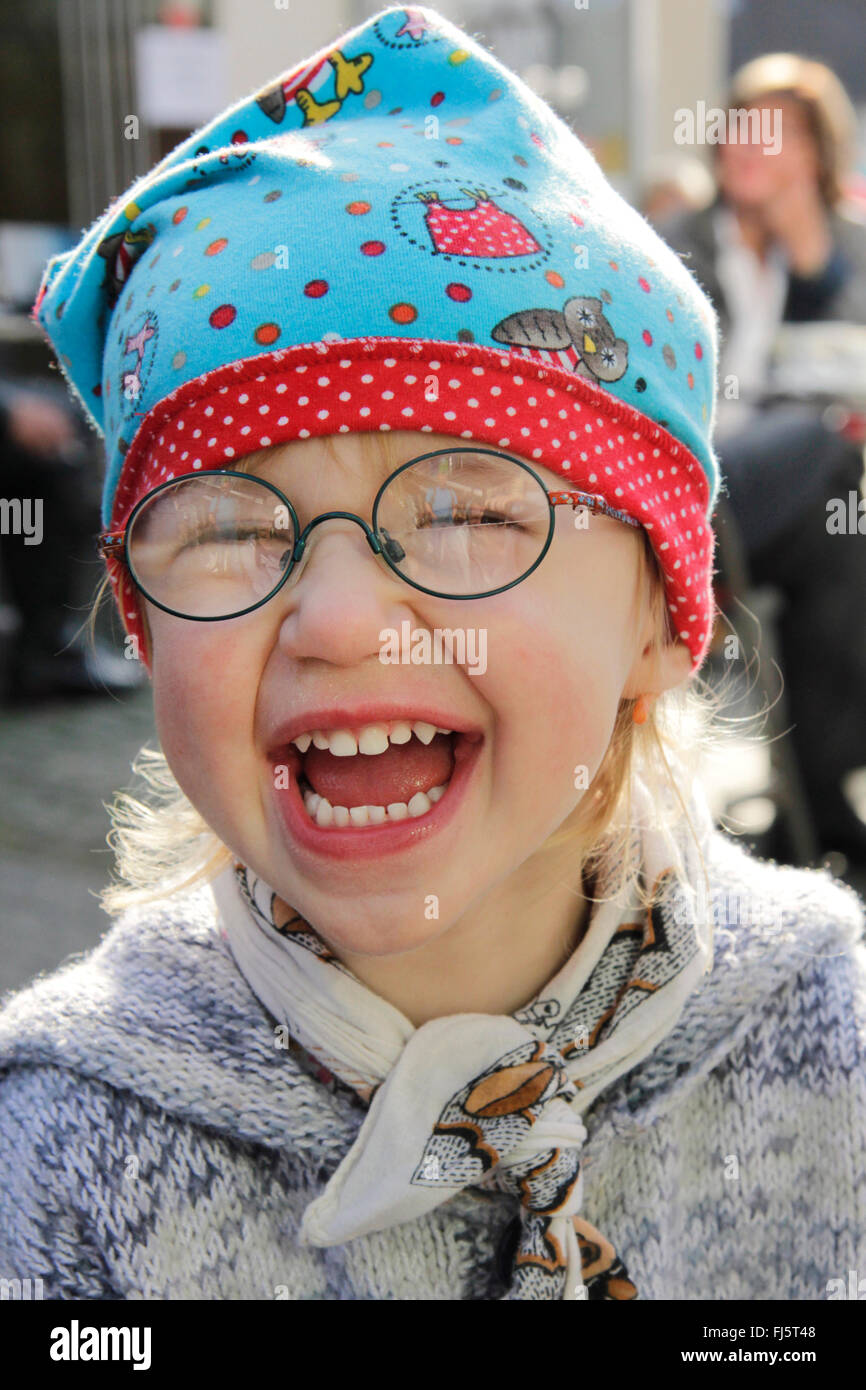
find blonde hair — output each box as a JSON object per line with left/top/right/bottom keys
{"left": 92, "top": 434, "right": 748, "bottom": 919}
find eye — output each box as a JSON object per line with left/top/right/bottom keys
{"left": 179, "top": 523, "right": 277, "bottom": 549}
{"left": 415, "top": 506, "right": 526, "bottom": 530}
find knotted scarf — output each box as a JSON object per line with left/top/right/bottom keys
{"left": 211, "top": 774, "right": 715, "bottom": 1299}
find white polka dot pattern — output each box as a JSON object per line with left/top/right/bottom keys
{"left": 107, "top": 337, "right": 714, "bottom": 672}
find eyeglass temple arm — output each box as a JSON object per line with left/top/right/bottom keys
{"left": 548, "top": 490, "right": 640, "bottom": 529}
{"left": 99, "top": 533, "right": 126, "bottom": 559}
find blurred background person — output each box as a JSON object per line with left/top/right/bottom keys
{"left": 659, "top": 54, "right": 866, "bottom": 871}
{"left": 0, "top": 377, "right": 142, "bottom": 700}
{"left": 641, "top": 153, "right": 716, "bottom": 227}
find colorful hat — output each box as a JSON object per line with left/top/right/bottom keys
{"left": 32, "top": 3, "right": 721, "bottom": 669}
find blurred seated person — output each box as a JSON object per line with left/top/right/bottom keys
{"left": 659, "top": 54, "right": 866, "bottom": 869}
{"left": 640, "top": 154, "right": 715, "bottom": 227}
{"left": 0, "top": 380, "right": 142, "bottom": 700}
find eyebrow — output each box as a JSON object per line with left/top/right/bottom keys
{"left": 238, "top": 441, "right": 437, "bottom": 487}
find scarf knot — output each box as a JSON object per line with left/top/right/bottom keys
{"left": 442, "top": 1038, "right": 638, "bottom": 1299}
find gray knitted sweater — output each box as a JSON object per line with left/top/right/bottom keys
{"left": 1, "top": 828, "right": 865, "bottom": 1301}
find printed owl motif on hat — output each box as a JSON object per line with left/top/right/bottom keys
{"left": 492, "top": 296, "right": 629, "bottom": 387}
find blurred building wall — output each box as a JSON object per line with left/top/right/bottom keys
{"left": 213, "top": 0, "right": 350, "bottom": 103}
{"left": 212, "top": 0, "right": 728, "bottom": 201}
{"left": 654, "top": 0, "right": 729, "bottom": 163}
{"left": 0, "top": 0, "right": 734, "bottom": 242}
{"left": 730, "top": 0, "right": 866, "bottom": 103}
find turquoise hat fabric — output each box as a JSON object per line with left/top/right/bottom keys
{"left": 32, "top": 3, "right": 722, "bottom": 667}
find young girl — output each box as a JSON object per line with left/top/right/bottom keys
{"left": 1, "top": 4, "right": 864, "bottom": 1302}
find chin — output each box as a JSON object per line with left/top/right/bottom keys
{"left": 296, "top": 910, "right": 451, "bottom": 961}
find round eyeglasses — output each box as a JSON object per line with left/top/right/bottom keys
{"left": 99, "top": 447, "right": 640, "bottom": 621}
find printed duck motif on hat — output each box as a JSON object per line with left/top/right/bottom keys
{"left": 255, "top": 45, "right": 375, "bottom": 127}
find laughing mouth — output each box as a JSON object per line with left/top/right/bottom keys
{"left": 277, "top": 718, "right": 479, "bottom": 829}
{"left": 299, "top": 775, "right": 450, "bottom": 827}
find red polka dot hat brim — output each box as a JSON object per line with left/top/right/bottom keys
{"left": 105, "top": 335, "right": 715, "bottom": 672}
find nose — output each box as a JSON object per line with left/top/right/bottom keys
{"left": 274, "top": 512, "right": 411, "bottom": 664}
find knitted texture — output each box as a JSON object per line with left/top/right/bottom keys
{"left": 0, "top": 832, "right": 864, "bottom": 1300}
{"left": 30, "top": 3, "right": 721, "bottom": 669}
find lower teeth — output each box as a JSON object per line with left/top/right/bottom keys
{"left": 300, "top": 777, "right": 449, "bottom": 828}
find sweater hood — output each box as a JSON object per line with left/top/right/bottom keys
{"left": 0, "top": 827, "right": 862, "bottom": 1158}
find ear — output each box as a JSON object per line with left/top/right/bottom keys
{"left": 621, "top": 622, "right": 693, "bottom": 701}
{"left": 142, "top": 616, "right": 154, "bottom": 672}
{"left": 135, "top": 603, "right": 154, "bottom": 673}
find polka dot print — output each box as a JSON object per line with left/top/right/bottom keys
{"left": 109, "top": 339, "right": 713, "bottom": 672}
{"left": 209, "top": 304, "right": 237, "bottom": 329}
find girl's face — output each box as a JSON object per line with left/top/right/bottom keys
{"left": 144, "top": 430, "right": 692, "bottom": 960}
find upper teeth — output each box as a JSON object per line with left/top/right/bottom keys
{"left": 291, "top": 721, "right": 453, "bottom": 757}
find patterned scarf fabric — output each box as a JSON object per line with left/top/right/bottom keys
{"left": 212, "top": 775, "right": 714, "bottom": 1300}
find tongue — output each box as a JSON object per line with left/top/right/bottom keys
{"left": 303, "top": 733, "right": 454, "bottom": 807}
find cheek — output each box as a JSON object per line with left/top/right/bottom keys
{"left": 531, "top": 626, "right": 622, "bottom": 762}
{"left": 720, "top": 146, "right": 770, "bottom": 181}
{"left": 149, "top": 624, "right": 259, "bottom": 807}
{"left": 481, "top": 581, "right": 631, "bottom": 792}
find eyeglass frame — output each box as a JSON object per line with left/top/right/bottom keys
{"left": 98, "top": 446, "right": 641, "bottom": 622}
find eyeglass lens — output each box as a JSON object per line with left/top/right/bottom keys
{"left": 125, "top": 451, "right": 553, "bottom": 619}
